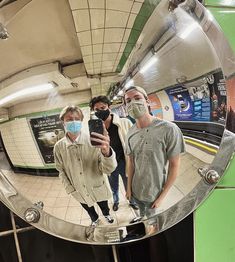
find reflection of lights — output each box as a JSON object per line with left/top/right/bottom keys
{"left": 206, "top": 10, "right": 214, "bottom": 21}
{"left": 218, "top": 10, "right": 235, "bottom": 13}
{"left": 140, "top": 56, "right": 157, "bottom": 74}
{"left": 179, "top": 22, "right": 198, "bottom": 39}
{"left": 113, "top": 96, "right": 118, "bottom": 100}
{"left": 0, "top": 83, "right": 55, "bottom": 106}
{"left": 118, "top": 90, "right": 124, "bottom": 96}
{"left": 125, "top": 79, "right": 134, "bottom": 88}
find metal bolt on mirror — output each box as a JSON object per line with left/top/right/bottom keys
{"left": 24, "top": 201, "right": 44, "bottom": 223}
{"left": 24, "top": 208, "right": 40, "bottom": 223}
{"left": 198, "top": 168, "right": 220, "bottom": 184}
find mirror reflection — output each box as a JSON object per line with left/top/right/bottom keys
{"left": 0, "top": 0, "right": 228, "bottom": 234}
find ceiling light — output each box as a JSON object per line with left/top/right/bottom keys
{"left": 125, "top": 79, "right": 134, "bottom": 88}
{"left": 140, "top": 56, "right": 158, "bottom": 74}
{"left": 118, "top": 90, "right": 124, "bottom": 96}
{"left": 0, "top": 83, "right": 55, "bottom": 106}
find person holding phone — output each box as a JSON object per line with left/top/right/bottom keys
{"left": 53, "top": 105, "right": 117, "bottom": 227}
{"left": 89, "top": 96, "right": 139, "bottom": 212}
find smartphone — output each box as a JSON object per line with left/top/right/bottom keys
{"left": 88, "top": 119, "right": 104, "bottom": 146}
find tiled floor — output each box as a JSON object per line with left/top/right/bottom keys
{"left": 0, "top": 143, "right": 210, "bottom": 227}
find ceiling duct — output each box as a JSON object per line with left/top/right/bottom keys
{"left": 62, "top": 63, "right": 86, "bottom": 79}
{"left": 154, "top": 26, "right": 176, "bottom": 53}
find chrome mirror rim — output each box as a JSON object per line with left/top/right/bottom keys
{"left": 0, "top": 0, "right": 235, "bottom": 244}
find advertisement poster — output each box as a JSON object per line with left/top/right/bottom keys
{"left": 225, "top": 77, "right": 235, "bottom": 133}
{"left": 29, "top": 115, "right": 65, "bottom": 164}
{"left": 207, "top": 71, "right": 227, "bottom": 124}
{"left": 187, "top": 79, "right": 211, "bottom": 122}
{"left": 166, "top": 86, "right": 193, "bottom": 121}
{"left": 148, "top": 93, "right": 163, "bottom": 119}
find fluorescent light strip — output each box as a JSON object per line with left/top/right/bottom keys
{"left": 140, "top": 56, "right": 157, "bottom": 74}
{"left": 118, "top": 90, "right": 124, "bottom": 96}
{"left": 218, "top": 10, "right": 235, "bottom": 13}
{"left": 206, "top": 10, "right": 214, "bottom": 21}
{"left": 0, "top": 83, "right": 54, "bottom": 106}
{"left": 125, "top": 79, "right": 134, "bottom": 88}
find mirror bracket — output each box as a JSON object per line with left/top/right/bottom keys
{"left": 198, "top": 168, "right": 220, "bottom": 184}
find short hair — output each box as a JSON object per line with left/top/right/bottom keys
{"left": 89, "top": 96, "right": 111, "bottom": 110}
{"left": 59, "top": 105, "right": 84, "bottom": 121}
{"left": 123, "top": 86, "right": 148, "bottom": 105}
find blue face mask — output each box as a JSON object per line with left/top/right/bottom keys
{"left": 65, "top": 121, "right": 82, "bottom": 134}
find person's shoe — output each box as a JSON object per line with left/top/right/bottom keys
{"left": 113, "top": 203, "right": 119, "bottom": 211}
{"left": 129, "top": 216, "right": 142, "bottom": 224}
{"left": 105, "top": 215, "right": 114, "bottom": 223}
{"left": 129, "top": 203, "right": 139, "bottom": 210}
{"left": 91, "top": 218, "right": 99, "bottom": 227}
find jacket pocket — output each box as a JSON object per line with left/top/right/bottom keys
{"left": 71, "top": 191, "right": 83, "bottom": 202}
{"left": 92, "top": 181, "right": 109, "bottom": 201}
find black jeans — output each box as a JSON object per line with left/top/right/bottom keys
{"left": 80, "top": 200, "right": 110, "bottom": 222}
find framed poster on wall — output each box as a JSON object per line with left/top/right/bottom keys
{"left": 28, "top": 114, "right": 65, "bottom": 164}
{"left": 207, "top": 71, "right": 227, "bottom": 124}
{"left": 187, "top": 80, "right": 211, "bottom": 122}
{"left": 166, "top": 86, "right": 193, "bottom": 121}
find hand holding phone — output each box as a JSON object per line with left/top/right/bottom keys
{"left": 88, "top": 118, "right": 104, "bottom": 146}
{"left": 88, "top": 113, "right": 111, "bottom": 156}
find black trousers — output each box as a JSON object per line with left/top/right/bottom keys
{"left": 80, "top": 200, "right": 110, "bottom": 222}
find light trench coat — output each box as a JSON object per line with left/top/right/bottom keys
{"left": 53, "top": 131, "right": 117, "bottom": 207}
{"left": 111, "top": 113, "right": 132, "bottom": 172}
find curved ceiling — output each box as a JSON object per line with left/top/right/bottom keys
{"left": 0, "top": 0, "right": 221, "bottom": 105}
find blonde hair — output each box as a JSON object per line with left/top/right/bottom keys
{"left": 59, "top": 105, "right": 84, "bottom": 121}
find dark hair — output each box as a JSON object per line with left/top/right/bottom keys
{"left": 89, "top": 96, "right": 111, "bottom": 110}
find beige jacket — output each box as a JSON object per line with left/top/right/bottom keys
{"left": 111, "top": 113, "right": 132, "bottom": 167}
{"left": 53, "top": 131, "right": 117, "bottom": 207}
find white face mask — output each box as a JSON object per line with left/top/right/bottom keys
{"left": 126, "top": 100, "right": 147, "bottom": 119}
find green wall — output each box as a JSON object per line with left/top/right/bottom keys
{"left": 195, "top": 189, "right": 235, "bottom": 262}
{"left": 208, "top": 7, "right": 235, "bottom": 54}
{"left": 195, "top": 1, "right": 235, "bottom": 261}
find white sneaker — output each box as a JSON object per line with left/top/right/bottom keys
{"left": 129, "top": 216, "right": 142, "bottom": 224}
{"left": 105, "top": 215, "right": 114, "bottom": 223}
{"left": 91, "top": 218, "right": 99, "bottom": 227}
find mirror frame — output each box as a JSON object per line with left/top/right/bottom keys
{"left": 1, "top": 0, "right": 235, "bottom": 244}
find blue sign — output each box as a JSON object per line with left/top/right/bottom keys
{"left": 166, "top": 86, "right": 193, "bottom": 121}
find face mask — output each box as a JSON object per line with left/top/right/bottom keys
{"left": 126, "top": 100, "right": 147, "bottom": 119}
{"left": 65, "top": 121, "right": 82, "bottom": 134}
{"left": 95, "top": 109, "right": 110, "bottom": 121}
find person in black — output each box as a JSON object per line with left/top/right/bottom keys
{"left": 89, "top": 96, "right": 138, "bottom": 212}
